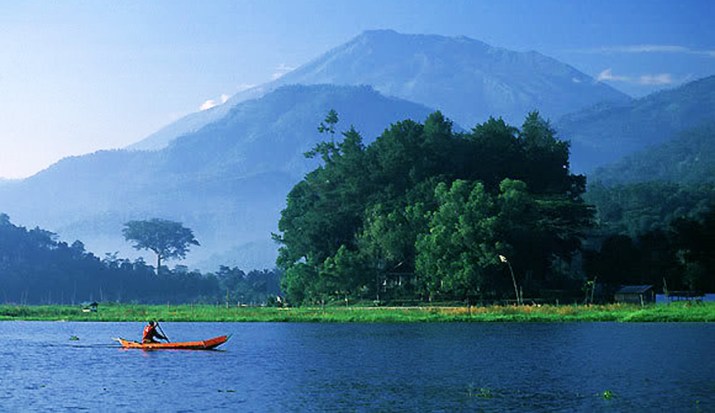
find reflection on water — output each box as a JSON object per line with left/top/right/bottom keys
{"left": 0, "top": 321, "right": 713, "bottom": 412}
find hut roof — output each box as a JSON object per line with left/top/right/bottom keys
{"left": 615, "top": 285, "right": 653, "bottom": 294}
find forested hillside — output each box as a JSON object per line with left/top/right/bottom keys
{"left": 590, "top": 121, "right": 715, "bottom": 186}
{"left": 557, "top": 75, "right": 715, "bottom": 172}
{"left": 585, "top": 116, "right": 715, "bottom": 289}
{"left": 582, "top": 118, "right": 715, "bottom": 292}
{"left": 586, "top": 182, "right": 715, "bottom": 237}
{"left": 0, "top": 214, "right": 280, "bottom": 305}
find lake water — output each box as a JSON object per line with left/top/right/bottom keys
{"left": 0, "top": 322, "right": 713, "bottom": 412}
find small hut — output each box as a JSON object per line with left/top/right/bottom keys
{"left": 80, "top": 301, "right": 98, "bottom": 312}
{"left": 614, "top": 285, "right": 655, "bottom": 306}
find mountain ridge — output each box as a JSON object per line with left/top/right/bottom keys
{"left": 6, "top": 30, "right": 690, "bottom": 271}
{"left": 0, "top": 84, "right": 436, "bottom": 269}
{"left": 131, "top": 30, "right": 629, "bottom": 151}
{"left": 590, "top": 120, "right": 715, "bottom": 186}
{"left": 557, "top": 75, "right": 715, "bottom": 172}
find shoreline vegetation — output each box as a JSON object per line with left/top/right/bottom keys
{"left": 0, "top": 302, "right": 713, "bottom": 323}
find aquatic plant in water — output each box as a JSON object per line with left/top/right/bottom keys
{"left": 467, "top": 384, "right": 494, "bottom": 399}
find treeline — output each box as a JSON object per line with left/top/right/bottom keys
{"left": 585, "top": 182, "right": 715, "bottom": 293}
{"left": 0, "top": 214, "right": 280, "bottom": 305}
{"left": 275, "top": 111, "right": 715, "bottom": 306}
{"left": 585, "top": 182, "right": 715, "bottom": 237}
{"left": 4, "top": 111, "right": 713, "bottom": 306}
{"left": 275, "top": 111, "right": 594, "bottom": 305}
{"left": 580, "top": 119, "right": 715, "bottom": 296}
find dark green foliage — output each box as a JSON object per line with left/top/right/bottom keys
{"left": 585, "top": 182, "right": 715, "bottom": 237}
{"left": 0, "top": 213, "right": 280, "bottom": 304}
{"left": 276, "top": 111, "right": 594, "bottom": 305}
{"left": 671, "top": 209, "right": 715, "bottom": 292}
{"left": 415, "top": 180, "right": 501, "bottom": 302}
{"left": 214, "top": 266, "right": 282, "bottom": 305}
{"left": 583, "top": 140, "right": 715, "bottom": 295}
{"left": 583, "top": 235, "right": 642, "bottom": 285}
{"left": 280, "top": 263, "right": 318, "bottom": 306}
{"left": 583, "top": 207, "right": 715, "bottom": 293}
{"left": 317, "top": 109, "right": 339, "bottom": 136}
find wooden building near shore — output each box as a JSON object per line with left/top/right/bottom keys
{"left": 614, "top": 285, "right": 655, "bottom": 305}
{"left": 80, "top": 301, "right": 98, "bottom": 312}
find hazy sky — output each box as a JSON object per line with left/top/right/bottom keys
{"left": 1, "top": 0, "right": 713, "bottom": 179}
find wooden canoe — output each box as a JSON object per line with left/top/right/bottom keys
{"left": 115, "top": 335, "right": 230, "bottom": 350}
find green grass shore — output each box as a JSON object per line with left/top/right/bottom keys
{"left": 1, "top": 302, "right": 713, "bottom": 322}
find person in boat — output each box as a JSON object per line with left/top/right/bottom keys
{"left": 142, "top": 321, "right": 168, "bottom": 344}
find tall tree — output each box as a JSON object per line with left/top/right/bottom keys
{"left": 415, "top": 180, "right": 502, "bottom": 302}
{"left": 122, "top": 219, "right": 199, "bottom": 274}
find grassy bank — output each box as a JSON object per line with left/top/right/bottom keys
{"left": 1, "top": 302, "right": 714, "bottom": 322}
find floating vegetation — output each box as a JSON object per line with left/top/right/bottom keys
{"left": 69, "top": 335, "right": 80, "bottom": 341}
{"left": 602, "top": 390, "right": 614, "bottom": 400}
{"left": 467, "top": 384, "right": 495, "bottom": 399}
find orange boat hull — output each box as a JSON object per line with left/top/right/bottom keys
{"left": 115, "top": 335, "right": 229, "bottom": 350}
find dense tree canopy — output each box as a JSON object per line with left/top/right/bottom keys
{"left": 582, "top": 207, "right": 715, "bottom": 294}
{"left": 585, "top": 182, "right": 715, "bottom": 237}
{"left": 275, "top": 111, "right": 594, "bottom": 305}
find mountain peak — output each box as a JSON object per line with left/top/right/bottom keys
{"left": 278, "top": 30, "right": 627, "bottom": 128}
{"left": 348, "top": 29, "right": 491, "bottom": 52}
{"left": 357, "top": 28, "right": 400, "bottom": 38}
{"left": 130, "top": 29, "right": 629, "bottom": 151}
{"left": 356, "top": 29, "right": 486, "bottom": 42}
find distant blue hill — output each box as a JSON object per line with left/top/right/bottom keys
{"left": 132, "top": 30, "right": 628, "bottom": 151}
{"left": 0, "top": 30, "right": 650, "bottom": 271}
{"left": 0, "top": 85, "right": 435, "bottom": 270}
{"left": 590, "top": 120, "right": 715, "bottom": 186}
{"left": 557, "top": 75, "right": 715, "bottom": 173}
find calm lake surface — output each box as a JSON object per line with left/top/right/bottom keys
{"left": 0, "top": 322, "right": 713, "bottom": 412}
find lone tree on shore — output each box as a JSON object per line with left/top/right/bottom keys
{"left": 122, "top": 218, "right": 199, "bottom": 274}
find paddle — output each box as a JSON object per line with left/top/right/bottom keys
{"left": 156, "top": 321, "right": 170, "bottom": 343}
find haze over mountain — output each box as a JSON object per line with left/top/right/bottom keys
{"left": 0, "top": 85, "right": 434, "bottom": 269}
{"left": 590, "top": 120, "right": 715, "bottom": 186}
{"left": 557, "top": 75, "right": 715, "bottom": 173}
{"left": 133, "top": 30, "right": 628, "bottom": 151}
{"left": 1, "top": 31, "right": 708, "bottom": 271}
